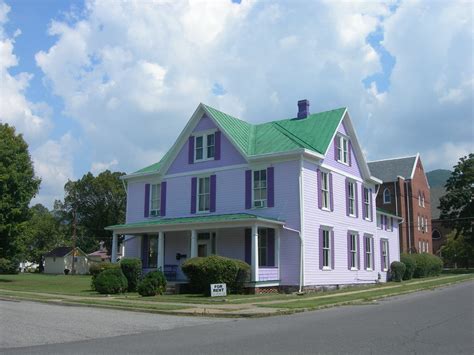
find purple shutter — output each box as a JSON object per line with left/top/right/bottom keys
{"left": 355, "top": 182, "right": 359, "bottom": 218}
{"left": 144, "top": 184, "right": 150, "bottom": 218}
{"left": 348, "top": 141, "right": 352, "bottom": 166}
{"left": 210, "top": 175, "right": 216, "bottom": 212}
{"left": 363, "top": 236, "right": 367, "bottom": 270}
{"left": 384, "top": 215, "right": 388, "bottom": 230}
{"left": 244, "top": 229, "right": 251, "bottom": 265}
{"left": 329, "top": 173, "right": 334, "bottom": 212}
{"left": 268, "top": 228, "right": 275, "bottom": 267}
{"left": 361, "top": 185, "right": 366, "bottom": 220}
{"left": 334, "top": 136, "right": 339, "bottom": 160}
{"left": 215, "top": 131, "right": 221, "bottom": 160}
{"left": 142, "top": 235, "right": 149, "bottom": 268}
{"left": 160, "top": 182, "right": 167, "bottom": 217}
{"left": 390, "top": 217, "right": 393, "bottom": 231}
{"left": 371, "top": 238, "right": 375, "bottom": 269}
{"left": 331, "top": 230, "right": 335, "bottom": 269}
{"left": 319, "top": 228, "right": 324, "bottom": 270}
{"left": 357, "top": 234, "right": 361, "bottom": 269}
{"left": 387, "top": 240, "right": 390, "bottom": 267}
{"left": 380, "top": 239, "right": 384, "bottom": 270}
{"left": 267, "top": 167, "right": 274, "bottom": 207}
{"left": 369, "top": 188, "right": 373, "bottom": 221}
{"left": 190, "top": 177, "right": 197, "bottom": 214}
{"left": 347, "top": 232, "right": 352, "bottom": 270}
{"left": 317, "top": 169, "right": 322, "bottom": 209}
{"left": 345, "top": 179, "right": 349, "bottom": 216}
{"left": 245, "top": 170, "right": 252, "bottom": 209}
{"left": 188, "top": 136, "right": 195, "bottom": 164}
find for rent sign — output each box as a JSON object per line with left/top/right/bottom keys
{"left": 210, "top": 283, "right": 227, "bottom": 297}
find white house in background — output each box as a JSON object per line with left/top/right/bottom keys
{"left": 43, "top": 247, "right": 90, "bottom": 275}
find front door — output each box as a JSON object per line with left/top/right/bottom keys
{"left": 197, "top": 232, "right": 215, "bottom": 257}
{"left": 198, "top": 243, "right": 209, "bottom": 257}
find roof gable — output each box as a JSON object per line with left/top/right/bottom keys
{"left": 368, "top": 155, "right": 418, "bottom": 182}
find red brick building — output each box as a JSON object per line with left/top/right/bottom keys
{"left": 368, "top": 154, "right": 432, "bottom": 254}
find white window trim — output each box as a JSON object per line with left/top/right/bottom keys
{"left": 381, "top": 239, "right": 389, "bottom": 271}
{"left": 348, "top": 181, "right": 356, "bottom": 217}
{"left": 149, "top": 183, "right": 161, "bottom": 217}
{"left": 321, "top": 171, "right": 330, "bottom": 211}
{"left": 336, "top": 135, "right": 349, "bottom": 166}
{"left": 383, "top": 188, "right": 391, "bottom": 204}
{"left": 349, "top": 233, "right": 358, "bottom": 270}
{"left": 386, "top": 216, "right": 393, "bottom": 232}
{"left": 322, "top": 228, "right": 332, "bottom": 270}
{"left": 196, "top": 176, "right": 211, "bottom": 213}
{"left": 363, "top": 187, "right": 371, "bottom": 221}
{"left": 194, "top": 130, "right": 217, "bottom": 163}
{"left": 252, "top": 169, "right": 268, "bottom": 209}
{"left": 365, "top": 236, "right": 373, "bottom": 271}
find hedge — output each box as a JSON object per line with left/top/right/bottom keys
{"left": 181, "top": 255, "right": 250, "bottom": 295}
{"left": 412, "top": 253, "right": 443, "bottom": 278}
{"left": 93, "top": 268, "right": 128, "bottom": 294}
{"left": 120, "top": 258, "right": 142, "bottom": 292}
{"left": 89, "top": 262, "right": 120, "bottom": 290}
{"left": 138, "top": 270, "right": 167, "bottom": 297}
{"left": 0, "top": 258, "right": 19, "bottom": 274}
{"left": 400, "top": 253, "right": 417, "bottom": 280}
{"left": 390, "top": 261, "right": 406, "bottom": 282}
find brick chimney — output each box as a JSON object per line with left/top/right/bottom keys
{"left": 297, "top": 99, "right": 310, "bottom": 119}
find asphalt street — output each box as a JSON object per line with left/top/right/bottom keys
{"left": 1, "top": 281, "right": 473, "bottom": 354}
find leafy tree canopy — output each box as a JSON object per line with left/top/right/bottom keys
{"left": 439, "top": 154, "right": 474, "bottom": 245}
{"left": 440, "top": 231, "right": 474, "bottom": 269}
{"left": 0, "top": 124, "right": 41, "bottom": 258}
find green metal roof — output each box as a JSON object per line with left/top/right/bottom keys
{"left": 134, "top": 104, "right": 346, "bottom": 174}
{"left": 105, "top": 213, "right": 284, "bottom": 230}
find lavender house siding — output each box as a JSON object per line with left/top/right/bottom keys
{"left": 192, "top": 115, "right": 216, "bottom": 132}
{"left": 376, "top": 219, "right": 400, "bottom": 269}
{"left": 259, "top": 268, "right": 279, "bottom": 281}
{"left": 279, "top": 229, "right": 300, "bottom": 285}
{"left": 163, "top": 231, "right": 189, "bottom": 280}
{"left": 123, "top": 236, "right": 140, "bottom": 258}
{"left": 166, "top": 121, "right": 247, "bottom": 175}
{"left": 217, "top": 228, "right": 245, "bottom": 260}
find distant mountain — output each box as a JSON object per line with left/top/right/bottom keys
{"left": 426, "top": 169, "right": 452, "bottom": 188}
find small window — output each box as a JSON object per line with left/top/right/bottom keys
{"left": 253, "top": 169, "right": 267, "bottom": 208}
{"left": 146, "top": 236, "right": 158, "bottom": 268}
{"left": 347, "top": 181, "right": 356, "bottom": 216}
{"left": 432, "top": 230, "right": 441, "bottom": 240}
{"left": 418, "top": 240, "right": 422, "bottom": 253}
{"left": 197, "top": 177, "right": 210, "bottom": 212}
{"left": 383, "top": 188, "right": 391, "bottom": 204}
{"left": 418, "top": 192, "right": 422, "bottom": 207}
{"left": 417, "top": 215, "right": 421, "bottom": 231}
{"left": 421, "top": 193, "right": 425, "bottom": 208}
{"left": 194, "top": 133, "right": 215, "bottom": 162}
{"left": 421, "top": 216, "right": 425, "bottom": 232}
{"left": 377, "top": 214, "right": 382, "bottom": 229}
{"left": 387, "top": 216, "right": 393, "bottom": 231}
{"left": 363, "top": 188, "right": 371, "bottom": 220}
{"left": 337, "top": 135, "right": 349, "bottom": 164}
{"left": 321, "top": 171, "right": 330, "bottom": 210}
{"left": 258, "top": 228, "right": 268, "bottom": 267}
{"left": 381, "top": 240, "right": 389, "bottom": 271}
{"left": 365, "top": 236, "right": 373, "bottom": 270}
{"left": 322, "top": 229, "right": 331, "bottom": 269}
{"left": 349, "top": 233, "right": 358, "bottom": 269}
{"left": 150, "top": 183, "right": 161, "bottom": 217}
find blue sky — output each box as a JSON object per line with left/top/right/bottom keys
{"left": 0, "top": 0, "right": 472, "bottom": 208}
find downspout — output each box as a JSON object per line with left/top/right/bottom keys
{"left": 405, "top": 181, "right": 412, "bottom": 253}
{"left": 292, "top": 157, "right": 305, "bottom": 293}
{"left": 393, "top": 181, "right": 399, "bottom": 216}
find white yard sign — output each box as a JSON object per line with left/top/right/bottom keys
{"left": 210, "top": 283, "right": 227, "bottom": 297}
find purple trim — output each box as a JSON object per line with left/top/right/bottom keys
{"left": 371, "top": 237, "right": 375, "bottom": 269}
{"left": 348, "top": 141, "right": 352, "bottom": 166}
{"left": 363, "top": 236, "right": 367, "bottom": 270}
{"left": 160, "top": 182, "right": 167, "bottom": 217}
{"left": 387, "top": 239, "right": 390, "bottom": 267}
{"left": 319, "top": 228, "right": 323, "bottom": 270}
{"left": 345, "top": 178, "right": 349, "bottom": 216}
{"left": 245, "top": 170, "right": 252, "bottom": 209}
{"left": 329, "top": 173, "right": 334, "bottom": 211}
{"left": 361, "top": 185, "right": 366, "bottom": 220}
{"left": 347, "top": 232, "right": 351, "bottom": 270}
{"left": 369, "top": 188, "right": 373, "bottom": 221}
{"left": 188, "top": 136, "right": 194, "bottom": 164}
{"left": 331, "top": 230, "right": 335, "bottom": 269}
{"left": 355, "top": 182, "right": 359, "bottom": 218}
{"left": 317, "top": 169, "right": 322, "bottom": 209}
{"left": 244, "top": 229, "right": 251, "bottom": 265}
{"left": 190, "top": 177, "right": 197, "bottom": 214}
{"left": 380, "top": 239, "right": 384, "bottom": 270}
{"left": 268, "top": 228, "right": 275, "bottom": 267}
{"left": 357, "top": 234, "right": 360, "bottom": 269}
{"left": 210, "top": 174, "right": 216, "bottom": 212}
{"left": 144, "top": 184, "right": 150, "bottom": 218}
{"left": 334, "top": 136, "right": 339, "bottom": 161}
{"left": 214, "top": 131, "right": 221, "bottom": 161}
{"left": 267, "top": 167, "right": 274, "bottom": 208}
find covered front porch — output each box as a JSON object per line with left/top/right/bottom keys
{"left": 106, "top": 213, "right": 284, "bottom": 287}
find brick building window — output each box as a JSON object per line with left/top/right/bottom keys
{"left": 383, "top": 188, "right": 391, "bottom": 204}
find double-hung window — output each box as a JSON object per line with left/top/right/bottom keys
{"left": 377, "top": 214, "right": 382, "bottom": 229}
{"left": 150, "top": 183, "right": 161, "bottom": 216}
{"left": 321, "top": 171, "right": 330, "bottom": 210}
{"left": 195, "top": 132, "right": 215, "bottom": 161}
{"left": 387, "top": 216, "right": 393, "bottom": 231}
{"left": 146, "top": 236, "right": 158, "bottom": 268}
{"left": 322, "top": 229, "right": 331, "bottom": 269}
{"left": 383, "top": 188, "right": 391, "bottom": 204}
{"left": 336, "top": 135, "right": 349, "bottom": 164}
{"left": 348, "top": 181, "right": 356, "bottom": 216}
{"left": 363, "top": 188, "right": 371, "bottom": 220}
{"left": 258, "top": 228, "right": 268, "bottom": 267}
{"left": 381, "top": 239, "right": 389, "bottom": 271}
{"left": 197, "top": 177, "right": 210, "bottom": 212}
{"left": 349, "top": 233, "right": 358, "bottom": 269}
{"left": 253, "top": 169, "right": 267, "bottom": 208}
{"left": 365, "top": 236, "right": 373, "bottom": 270}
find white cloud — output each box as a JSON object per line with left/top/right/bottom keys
{"left": 91, "top": 158, "right": 118, "bottom": 175}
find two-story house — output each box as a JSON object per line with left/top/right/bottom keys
{"left": 368, "top": 154, "right": 432, "bottom": 254}
{"left": 106, "top": 100, "right": 400, "bottom": 293}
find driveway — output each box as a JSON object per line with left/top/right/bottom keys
{"left": 1, "top": 281, "right": 473, "bottom": 354}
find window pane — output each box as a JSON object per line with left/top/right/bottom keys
{"left": 207, "top": 145, "right": 215, "bottom": 158}
{"left": 196, "top": 148, "right": 203, "bottom": 160}
{"left": 196, "top": 136, "right": 203, "bottom": 148}
{"left": 207, "top": 133, "right": 214, "bottom": 146}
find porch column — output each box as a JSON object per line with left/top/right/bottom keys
{"left": 275, "top": 228, "right": 281, "bottom": 280}
{"left": 157, "top": 232, "right": 164, "bottom": 271}
{"left": 251, "top": 224, "right": 259, "bottom": 282}
{"left": 111, "top": 232, "right": 118, "bottom": 263}
{"left": 190, "top": 230, "right": 198, "bottom": 258}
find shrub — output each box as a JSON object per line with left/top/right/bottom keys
{"left": 138, "top": 271, "right": 167, "bottom": 297}
{"left": 182, "top": 255, "right": 250, "bottom": 295}
{"left": 89, "top": 262, "right": 120, "bottom": 290}
{"left": 400, "top": 253, "right": 417, "bottom": 280}
{"left": 413, "top": 253, "right": 443, "bottom": 278}
{"left": 120, "top": 258, "right": 142, "bottom": 292}
{"left": 0, "top": 258, "right": 19, "bottom": 274}
{"left": 390, "top": 261, "right": 406, "bottom": 282}
{"left": 93, "top": 268, "right": 128, "bottom": 294}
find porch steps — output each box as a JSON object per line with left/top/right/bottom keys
{"left": 164, "top": 284, "right": 177, "bottom": 295}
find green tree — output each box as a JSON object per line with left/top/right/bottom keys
{"left": 439, "top": 154, "right": 474, "bottom": 245}
{"left": 17, "top": 204, "right": 67, "bottom": 271}
{"left": 0, "top": 124, "right": 41, "bottom": 258}
{"left": 58, "top": 170, "right": 126, "bottom": 253}
{"left": 440, "top": 231, "right": 474, "bottom": 268}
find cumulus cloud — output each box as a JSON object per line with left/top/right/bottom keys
{"left": 91, "top": 158, "right": 118, "bottom": 175}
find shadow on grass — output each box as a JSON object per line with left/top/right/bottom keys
{"left": 0, "top": 279, "right": 14, "bottom": 283}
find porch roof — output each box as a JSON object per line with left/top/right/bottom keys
{"left": 105, "top": 213, "right": 285, "bottom": 234}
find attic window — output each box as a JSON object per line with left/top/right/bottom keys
{"left": 195, "top": 132, "right": 215, "bottom": 162}
{"left": 336, "top": 135, "right": 348, "bottom": 165}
